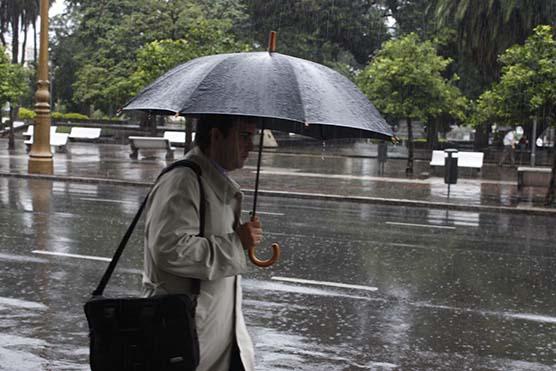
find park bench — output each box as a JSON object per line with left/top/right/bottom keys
{"left": 24, "top": 126, "right": 69, "bottom": 153}
{"left": 22, "top": 124, "right": 34, "bottom": 139}
{"left": 430, "top": 150, "right": 484, "bottom": 172}
{"left": 0, "top": 120, "right": 25, "bottom": 135}
{"left": 69, "top": 127, "right": 102, "bottom": 141}
{"left": 163, "top": 131, "right": 193, "bottom": 147}
{"left": 128, "top": 136, "right": 175, "bottom": 160}
{"left": 517, "top": 166, "right": 552, "bottom": 190}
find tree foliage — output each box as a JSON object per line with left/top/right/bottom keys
{"left": 474, "top": 25, "right": 556, "bottom": 126}
{"left": 130, "top": 29, "right": 249, "bottom": 94}
{"left": 432, "top": 0, "right": 556, "bottom": 81}
{"left": 357, "top": 33, "right": 465, "bottom": 122}
{"left": 357, "top": 33, "right": 465, "bottom": 172}
{"left": 242, "top": 0, "right": 389, "bottom": 69}
{"left": 58, "top": 0, "right": 249, "bottom": 114}
{"left": 0, "top": 45, "right": 28, "bottom": 106}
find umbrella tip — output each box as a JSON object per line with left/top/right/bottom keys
{"left": 268, "top": 31, "right": 277, "bottom": 53}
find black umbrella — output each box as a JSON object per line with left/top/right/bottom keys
{"left": 123, "top": 32, "right": 393, "bottom": 267}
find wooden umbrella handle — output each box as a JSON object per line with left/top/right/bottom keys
{"left": 248, "top": 243, "right": 280, "bottom": 267}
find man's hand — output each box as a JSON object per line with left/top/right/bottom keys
{"left": 237, "top": 216, "right": 263, "bottom": 249}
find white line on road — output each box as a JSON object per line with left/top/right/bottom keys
{"left": 385, "top": 221, "right": 456, "bottom": 230}
{"left": 256, "top": 169, "right": 431, "bottom": 184}
{"left": 78, "top": 197, "right": 133, "bottom": 204}
{"left": 271, "top": 276, "right": 378, "bottom": 292}
{"left": 241, "top": 210, "right": 285, "bottom": 216}
{"left": 0, "top": 296, "right": 47, "bottom": 310}
{"left": 32, "top": 250, "right": 111, "bottom": 262}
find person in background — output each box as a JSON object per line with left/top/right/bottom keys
{"left": 498, "top": 128, "right": 520, "bottom": 167}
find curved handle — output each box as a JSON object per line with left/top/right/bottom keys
{"left": 248, "top": 243, "right": 280, "bottom": 267}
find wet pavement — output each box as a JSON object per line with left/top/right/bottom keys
{"left": 0, "top": 139, "right": 553, "bottom": 212}
{"left": 1, "top": 138, "right": 555, "bottom": 370}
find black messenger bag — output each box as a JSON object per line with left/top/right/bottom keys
{"left": 84, "top": 160, "right": 205, "bottom": 371}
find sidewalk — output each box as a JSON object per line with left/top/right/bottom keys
{"left": 1, "top": 139, "right": 554, "bottom": 216}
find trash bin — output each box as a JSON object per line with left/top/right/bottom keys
{"left": 444, "top": 149, "right": 458, "bottom": 184}
{"left": 377, "top": 140, "right": 388, "bottom": 175}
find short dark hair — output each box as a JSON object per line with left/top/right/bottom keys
{"left": 194, "top": 115, "right": 260, "bottom": 152}
{"left": 194, "top": 115, "right": 236, "bottom": 152}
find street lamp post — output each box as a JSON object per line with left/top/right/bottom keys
{"left": 28, "top": 0, "right": 53, "bottom": 174}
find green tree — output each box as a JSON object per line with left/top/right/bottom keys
{"left": 0, "top": 45, "right": 29, "bottom": 149}
{"left": 433, "top": 0, "right": 555, "bottom": 80}
{"left": 55, "top": 0, "right": 248, "bottom": 115}
{"left": 242, "top": 0, "right": 389, "bottom": 72}
{"left": 357, "top": 33, "right": 466, "bottom": 174}
{"left": 130, "top": 28, "right": 249, "bottom": 93}
{"left": 474, "top": 25, "right": 556, "bottom": 204}
{"left": 432, "top": 0, "right": 555, "bottom": 149}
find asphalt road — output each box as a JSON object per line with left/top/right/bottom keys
{"left": 0, "top": 177, "right": 555, "bottom": 370}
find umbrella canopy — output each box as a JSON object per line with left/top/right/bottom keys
{"left": 122, "top": 51, "right": 393, "bottom": 140}
{"left": 123, "top": 45, "right": 393, "bottom": 268}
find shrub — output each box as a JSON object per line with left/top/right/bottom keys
{"left": 51, "top": 112, "right": 63, "bottom": 120}
{"left": 18, "top": 107, "right": 36, "bottom": 120}
{"left": 63, "top": 112, "right": 89, "bottom": 120}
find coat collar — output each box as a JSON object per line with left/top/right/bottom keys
{"left": 185, "top": 146, "right": 242, "bottom": 203}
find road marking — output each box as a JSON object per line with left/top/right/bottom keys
{"left": 241, "top": 210, "right": 285, "bottom": 216}
{"left": 271, "top": 276, "right": 378, "bottom": 292}
{"left": 78, "top": 197, "right": 132, "bottom": 204}
{"left": 32, "top": 250, "right": 111, "bottom": 262}
{"left": 385, "top": 221, "right": 456, "bottom": 230}
{"left": 257, "top": 169, "right": 431, "bottom": 184}
{"left": 0, "top": 296, "right": 47, "bottom": 310}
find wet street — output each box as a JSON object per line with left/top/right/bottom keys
{"left": 0, "top": 177, "right": 555, "bottom": 370}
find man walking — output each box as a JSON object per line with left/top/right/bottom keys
{"left": 142, "top": 115, "right": 262, "bottom": 371}
{"left": 498, "top": 128, "right": 517, "bottom": 166}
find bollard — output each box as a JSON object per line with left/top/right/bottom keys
{"left": 444, "top": 149, "right": 458, "bottom": 184}
{"left": 377, "top": 140, "right": 388, "bottom": 175}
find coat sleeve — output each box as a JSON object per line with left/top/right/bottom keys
{"left": 145, "top": 168, "right": 248, "bottom": 281}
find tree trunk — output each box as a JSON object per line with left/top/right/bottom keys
{"left": 8, "top": 106, "right": 15, "bottom": 150}
{"left": 21, "top": 22, "right": 28, "bottom": 65}
{"left": 406, "top": 118, "right": 414, "bottom": 175}
{"left": 473, "top": 123, "right": 489, "bottom": 151}
{"left": 33, "top": 20, "right": 37, "bottom": 63}
{"left": 545, "top": 150, "right": 556, "bottom": 206}
{"left": 10, "top": 14, "right": 19, "bottom": 64}
{"left": 427, "top": 119, "right": 439, "bottom": 150}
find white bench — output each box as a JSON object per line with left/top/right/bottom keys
{"left": 22, "top": 124, "right": 34, "bottom": 138}
{"left": 129, "top": 136, "right": 175, "bottom": 160}
{"left": 25, "top": 126, "right": 69, "bottom": 153}
{"left": 163, "top": 131, "right": 194, "bottom": 146}
{"left": 517, "top": 166, "right": 551, "bottom": 190}
{"left": 69, "top": 127, "right": 102, "bottom": 141}
{"left": 430, "top": 150, "right": 484, "bottom": 169}
{"left": 1, "top": 120, "right": 25, "bottom": 134}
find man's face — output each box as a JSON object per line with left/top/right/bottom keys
{"left": 211, "top": 120, "right": 256, "bottom": 171}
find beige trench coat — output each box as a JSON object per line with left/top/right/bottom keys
{"left": 142, "top": 146, "right": 255, "bottom": 371}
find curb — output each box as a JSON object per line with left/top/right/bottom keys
{"left": 1, "top": 171, "right": 555, "bottom": 217}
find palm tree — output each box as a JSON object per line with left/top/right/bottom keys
{"left": 432, "top": 0, "right": 555, "bottom": 148}
{"left": 20, "top": 0, "right": 40, "bottom": 64}
{"left": 0, "top": 0, "right": 43, "bottom": 64}
{"left": 433, "top": 0, "right": 555, "bottom": 81}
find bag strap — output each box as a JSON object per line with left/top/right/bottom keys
{"left": 91, "top": 159, "right": 204, "bottom": 297}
